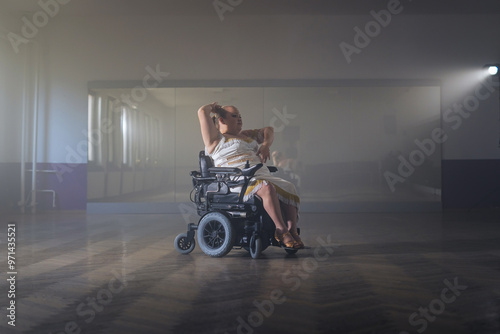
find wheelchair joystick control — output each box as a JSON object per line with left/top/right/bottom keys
{"left": 245, "top": 160, "right": 250, "bottom": 169}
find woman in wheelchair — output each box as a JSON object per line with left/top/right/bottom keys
{"left": 198, "top": 102, "right": 304, "bottom": 249}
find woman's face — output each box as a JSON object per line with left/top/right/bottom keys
{"left": 221, "top": 106, "right": 242, "bottom": 132}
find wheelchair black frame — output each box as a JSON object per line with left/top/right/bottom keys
{"left": 175, "top": 151, "right": 298, "bottom": 258}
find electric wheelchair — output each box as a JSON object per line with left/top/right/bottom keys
{"left": 174, "top": 151, "right": 301, "bottom": 259}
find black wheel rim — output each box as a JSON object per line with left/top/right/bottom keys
{"left": 202, "top": 220, "right": 226, "bottom": 249}
{"left": 178, "top": 237, "right": 191, "bottom": 250}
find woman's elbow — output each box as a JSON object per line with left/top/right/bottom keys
{"left": 198, "top": 104, "right": 212, "bottom": 115}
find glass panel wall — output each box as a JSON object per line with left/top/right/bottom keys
{"left": 87, "top": 82, "right": 441, "bottom": 212}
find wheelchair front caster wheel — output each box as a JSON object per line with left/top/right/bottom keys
{"left": 249, "top": 235, "right": 262, "bottom": 259}
{"left": 175, "top": 233, "right": 195, "bottom": 254}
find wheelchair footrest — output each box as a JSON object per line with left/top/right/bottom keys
{"left": 280, "top": 245, "right": 311, "bottom": 250}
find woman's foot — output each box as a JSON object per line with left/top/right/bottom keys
{"left": 275, "top": 230, "right": 300, "bottom": 249}
{"left": 290, "top": 230, "right": 304, "bottom": 249}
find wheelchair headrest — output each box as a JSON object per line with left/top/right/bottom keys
{"left": 199, "top": 151, "right": 214, "bottom": 178}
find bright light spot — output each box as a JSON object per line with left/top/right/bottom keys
{"left": 488, "top": 66, "right": 498, "bottom": 76}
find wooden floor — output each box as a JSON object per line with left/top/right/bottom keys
{"left": 1, "top": 210, "right": 499, "bottom": 334}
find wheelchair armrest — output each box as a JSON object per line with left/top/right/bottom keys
{"left": 267, "top": 166, "right": 278, "bottom": 173}
{"left": 191, "top": 170, "right": 219, "bottom": 182}
{"left": 208, "top": 167, "right": 242, "bottom": 175}
{"left": 193, "top": 176, "right": 217, "bottom": 182}
{"left": 241, "top": 163, "right": 263, "bottom": 177}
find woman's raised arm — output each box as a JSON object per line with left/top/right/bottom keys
{"left": 198, "top": 103, "right": 221, "bottom": 154}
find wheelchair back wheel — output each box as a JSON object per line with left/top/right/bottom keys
{"left": 197, "top": 212, "right": 235, "bottom": 257}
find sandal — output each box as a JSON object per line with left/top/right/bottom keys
{"left": 290, "top": 231, "right": 304, "bottom": 249}
{"left": 275, "top": 230, "right": 300, "bottom": 249}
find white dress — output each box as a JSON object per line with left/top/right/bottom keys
{"left": 206, "top": 134, "right": 300, "bottom": 209}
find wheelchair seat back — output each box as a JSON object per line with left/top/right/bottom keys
{"left": 199, "top": 151, "right": 214, "bottom": 177}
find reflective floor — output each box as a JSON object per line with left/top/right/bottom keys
{"left": 1, "top": 210, "right": 499, "bottom": 334}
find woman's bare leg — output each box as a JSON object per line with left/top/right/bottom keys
{"left": 281, "top": 202, "right": 298, "bottom": 232}
{"left": 256, "top": 183, "right": 296, "bottom": 246}
{"left": 281, "top": 202, "right": 303, "bottom": 247}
